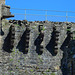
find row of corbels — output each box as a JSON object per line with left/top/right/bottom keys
{"left": 6, "top": 23, "right": 73, "bottom": 55}
{"left": 7, "top": 24, "right": 30, "bottom": 53}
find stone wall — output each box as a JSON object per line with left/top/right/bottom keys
{"left": 0, "top": 0, "right": 5, "bottom": 5}
{"left": 0, "top": 20, "right": 75, "bottom": 75}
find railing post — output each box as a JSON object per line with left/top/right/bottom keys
{"left": 45, "top": 10, "right": 47, "bottom": 21}
{"left": 25, "top": 9, "right": 26, "bottom": 20}
{"left": 66, "top": 11, "right": 68, "bottom": 22}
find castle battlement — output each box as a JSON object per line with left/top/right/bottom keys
{"left": 0, "top": 0, "right": 75, "bottom": 75}
{"left": 0, "top": 0, "right": 5, "bottom": 5}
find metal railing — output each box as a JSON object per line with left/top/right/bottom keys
{"left": 9, "top": 8, "right": 75, "bottom": 22}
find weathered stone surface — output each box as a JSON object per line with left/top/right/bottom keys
{"left": 1, "top": 20, "right": 75, "bottom": 75}
{"left": 0, "top": 1, "right": 75, "bottom": 74}
{"left": 0, "top": 0, "right": 5, "bottom": 5}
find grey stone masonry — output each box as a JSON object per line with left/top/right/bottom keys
{"left": 0, "top": 20, "right": 75, "bottom": 75}
{"left": 2, "top": 5, "right": 14, "bottom": 19}
{"left": 0, "top": 2, "right": 14, "bottom": 35}
{"left": 0, "top": 5, "right": 2, "bottom": 35}
{"left": 0, "top": 0, "right": 5, "bottom": 5}
{"left": 0, "top": 1, "right": 75, "bottom": 75}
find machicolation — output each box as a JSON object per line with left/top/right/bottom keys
{"left": 0, "top": 0, "right": 75, "bottom": 75}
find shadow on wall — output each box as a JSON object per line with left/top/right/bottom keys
{"left": 60, "top": 35, "right": 71, "bottom": 51}
{"left": 34, "top": 33, "right": 44, "bottom": 55}
{"left": 60, "top": 34, "right": 71, "bottom": 75}
{"left": 16, "top": 30, "right": 28, "bottom": 54}
{"left": 3, "top": 31, "right": 12, "bottom": 53}
{"left": 60, "top": 53, "right": 68, "bottom": 75}
{"left": 1, "top": 29, "right": 4, "bottom": 35}
{"left": 46, "top": 31, "right": 56, "bottom": 56}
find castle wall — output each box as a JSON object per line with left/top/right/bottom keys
{"left": 0, "top": 0, "right": 5, "bottom": 5}
{"left": 0, "top": 21, "right": 74, "bottom": 75}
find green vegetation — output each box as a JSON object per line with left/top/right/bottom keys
{"left": 66, "top": 29, "right": 71, "bottom": 31}
{"left": 42, "top": 26, "right": 45, "bottom": 31}
{"left": 38, "top": 55, "right": 41, "bottom": 57}
{"left": 43, "top": 73, "right": 47, "bottom": 75}
{"left": 38, "top": 55, "right": 43, "bottom": 63}
{"left": 35, "top": 25, "right": 37, "bottom": 26}
{"left": 51, "top": 73, "right": 55, "bottom": 75}
{"left": 36, "top": 66, "right": 39, "bottom": 70}
{"left": 11, "top": 53, "right": 15, "bottom": 56}
{"left": 40, "top": 26, "right": 45, "bottom": 31}
{"left": 73, "top": 37, "right": 75, "bottom": 40}
{"left": 15, "top": 24, "right": 19, "bottom": 26}
{"left": 41, "top": 72, "right": 47, "bottom": 75}
{"left": 40, "top": 58, "right": 43, "bottom": 63}
{"left": 9, "top": 58, "right": 13, "bottom": 61}
{"left": 32, "top": 26, "right": 35, "bottom": 29}
{"left": 13, "top": 49, "right": 15, "bottom": 52}
{"left": 30, "top": 69, "right": 34, "bottom": 72}
{"left": 8, "top": 70, "right": 14, "bottom": 73}
{"left": 46, "top": 69, "right": 50, "bottom": 72}
{"left": 16, "top": 66, "right": 19, "bottom": 69}
{"left": 17, "top": 50, "right": 19, "bottom": 53}
{"left": 11, "top": 49, "right": 16, "bottom": 56}
{"left": 18, "top": 60, "right": 20, "bottom": 62}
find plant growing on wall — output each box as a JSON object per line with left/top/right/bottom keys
{"left": 51, "top": 73, "right": 55, "bottom": 75}
{"left": 15, "top": 24, "right": 19, "bottom": 26}
{"left": 30, "top": 69, "right": 34, "bottom": 72}
{"left": 9, "top": 58, "right": 13, "bottom": 61}
{"left": 66, "top": 29, "right": 71, "bottom": 31}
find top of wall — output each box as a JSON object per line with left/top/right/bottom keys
{"left": 0, "top": 0, "right": 5, "bottom": 5}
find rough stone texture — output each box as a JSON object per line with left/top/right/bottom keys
{"left": 0, "top": 5, "right": 2, "bottom": 34}
{"left": 0, "top": 0, "right": 5, "bottom": 5}
{"left": 1, "top": 0, "right": 75, "bottom": 74}
{"left": 0, "top": 21, "right": 75, "bottom": 75}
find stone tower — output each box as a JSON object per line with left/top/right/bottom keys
{"left": 0, "top": 0, "right": 14, "bottom": 48}
{"left": 0, "top": 0, "right": 5, "bottom": 5}
{"left": 0, "top": 0, "right": 14, "bottom": 34}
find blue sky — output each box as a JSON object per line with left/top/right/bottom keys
{"left": 6, "top": 0, "right": 75, "bottom": 22}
